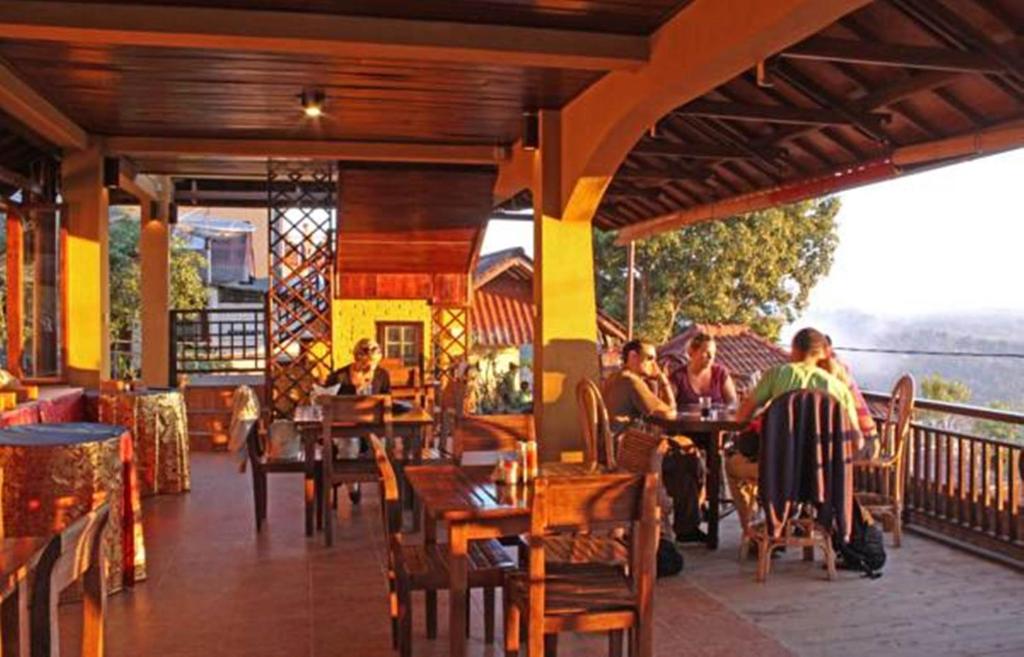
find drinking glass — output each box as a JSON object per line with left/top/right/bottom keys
{"left": 699, "top": 396, "right": 712, "bottom": 419}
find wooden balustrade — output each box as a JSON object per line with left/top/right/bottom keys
{"left": 863, "top": 391, "right": 1024, "bottom": 564}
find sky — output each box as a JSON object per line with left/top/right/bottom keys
{"left": 480, "top": 147, "right": 1024, "bottom": 320}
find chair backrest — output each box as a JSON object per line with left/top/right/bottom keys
{"left": 318, "top": 394, "right": 393, "bottom": 441}
{"left": 527, "top": 473, "right": 660, "bottom": 625}
{"left": 451, "top": 413, "right": 534, "bottom": 462}
{"left": 883, "top": 373, "right": 915, "bottom": 464}
{"left": 368, "top": 434, "right": 402, "bottom": 541}
{"left": 576, "top": 378, "right": 616, "bottom": 470}
{"left": 615, "top": 428, "right": 667, "bottom": 475}
{"left": 32, "top": 503, "right": 111, "bottom": 657}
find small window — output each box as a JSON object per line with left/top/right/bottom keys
{"left": 376, "top": 322, "right": 423, "bottom": 367}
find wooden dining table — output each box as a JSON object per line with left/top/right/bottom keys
{"left": 651, "top": 405, "right": 747, "bottom": 550}
{"left": 404, "top": 461, "right": 589, "bottom": 657}
{"left": 292, "top": 404, "right": 435, "bottom": 536}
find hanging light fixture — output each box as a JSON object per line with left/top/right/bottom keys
{"left": 300, "top": 90, "right": 326, "bottom": 118}
{"left": 522, "top": 111, "right": 539, "bottom": 151}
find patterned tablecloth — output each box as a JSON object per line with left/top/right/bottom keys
{"left": 0, "top": 422, "right": 146, "bottom": 592}
{"left": 98, "top": 389, "right": 191, "bottom": 496}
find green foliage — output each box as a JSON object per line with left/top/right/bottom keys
{"left": 109, "top": 212, "right": 209, "bottom": 346}
{"left": 594, "top": 198, "right": 840, "bottom": 342}
{"left": 920, "top": 373, "right": 972, "bottom": 404}
{"left": 973, "top": 401, "right": 1024, "bottom": 443}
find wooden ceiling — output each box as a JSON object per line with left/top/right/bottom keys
{"left": 57, "top": 1, "right": 692, "bottom": 35}
{"left": 598, "top": 0, "right": 1024, "bottom": 232}
{"left": 336, "top": 163, "right": 497, "bottom": 274}
{"left": 0, "top": 40, "right": 600, "bottom": 145}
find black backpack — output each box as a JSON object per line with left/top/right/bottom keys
{"left": 834, "top": 500, "right": 886, "bottom": 579}
{"left": 656, "top": 537, "right": 684, "bottom": 578}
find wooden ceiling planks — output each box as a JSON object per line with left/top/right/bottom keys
{"left": 336, "top": 163, "right": 497, "bottom": 275}
{"left": 61, "top": 1, "right": 693, "bottom": 35}
{"left": 597, "top": 0, "right": 1024, "bottom": 232}
{"left": 0, "top": 39, "right": 600, "bottom": 144}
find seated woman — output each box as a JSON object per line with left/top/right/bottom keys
{"left": 669, "top": 331, "right": 738, "bottom": 407}
{"left": 818, "top": 335, "right": 879, "bottom": 451}
{"left": 325, "top": 338, "right": 391, "bottom": 395}
{"left": 728, "top": 328, "right": 861, "bottom": 535}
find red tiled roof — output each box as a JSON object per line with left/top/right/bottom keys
{"left": 471, "top": 250, "right": 623, "bottom": 349}
{"left": 658, "top": 324, "right": 789, "bottom": 393}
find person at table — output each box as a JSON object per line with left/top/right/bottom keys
{"left": 728, "top": 327, "right": 862, "bottom": 534}
{"left": 603, "top": 339, "right": 708, "bottom": 544}
{"left": 670, "top": 331, "right": 738, "bottom": 407}
{"left": 325, "top": 338, "right": 392, "bottom": 395}
{"left": 819, "top": 334, "right": 879, "bottom": 453}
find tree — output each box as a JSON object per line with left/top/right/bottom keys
{"left": 108, "top": 211, "right": 208, "bottom": 376}
{"left": 973, "top": 401, "right": 1024, "bottom": 443}
{"left": 594, "top": 198, "right": 840, "bottom": 342}
{"left": 919, "top": 373, "right": 972, "bottom": 430}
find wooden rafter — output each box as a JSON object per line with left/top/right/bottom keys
{"left": 631, "top": 139, "right": 757, "bottom": 160}
{"left": 672, "top": 98, "right": 884, "bottom": 126}
{"left": 0, "top": 1, "right": 648, "bottom": 72}
{"left": 0, "top": 57, "right": 86, "bottom": 151}
{"left": 783, "top": 36, "right": 1009, "bottom": 74}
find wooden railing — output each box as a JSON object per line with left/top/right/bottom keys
{"left": 863, "top": 391, "right": 1024, "bottom": 564}
{"left": 169, "top": 305, "right": 267, "bottom": 386}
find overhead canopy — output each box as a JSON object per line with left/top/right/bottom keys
{"left": 600, "top": 0, "right": 1024, "bottom": 240}
{"left": 336, "top": 163, "right": 496, "bottom": 274}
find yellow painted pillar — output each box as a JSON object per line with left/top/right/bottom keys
{"left": 140, "top": 190, "right": 170, "bottom": 387}
{"left": 532, "top": 111, "right": 600, "bottom": 462}
{"left": 61, "top": 144, "right": 110, "bottom": 387}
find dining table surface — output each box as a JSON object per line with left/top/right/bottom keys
{"left": 404, "top": 460, "right": 593, "bottom": 657}
{"left": 650, "top": 404, "right": 748, "bottom": 550}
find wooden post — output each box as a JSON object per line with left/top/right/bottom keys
{"left": 140, "top": 185, "right": 170, "bottom": 387}
{"left": 532, "top": 110, "right": 601, "bottom": 463}
{"left": 5, "top": 211, "right": 23, "bottom": 376}
{"left": 626, "top": 240, "right": 635, "bottom": 340}
{"left": 61, "top": 143, "right": 110, "bottom": 387}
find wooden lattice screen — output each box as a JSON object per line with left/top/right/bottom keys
{"left": 267, "top": 160, "right": 336, "bottom": 417}
{"left": 431, "top": 305, "right": 470, "bottom": 387}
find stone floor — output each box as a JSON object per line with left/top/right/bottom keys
{"left": 57, "top": 453, "right": 1024, "bottom": 657}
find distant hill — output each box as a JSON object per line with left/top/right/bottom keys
{"left": 784, "top": 310, "right": 1024, "bottom": 406}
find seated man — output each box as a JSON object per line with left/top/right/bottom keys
{"left": 729, "top": 327, "right": 862, "bottom": 534}
{"left": 603, "top": 339, "right": 708, "bottom": 544}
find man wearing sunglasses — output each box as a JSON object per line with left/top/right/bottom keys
{"left": 603, "top": 339, "right": 708, "bottom": 546}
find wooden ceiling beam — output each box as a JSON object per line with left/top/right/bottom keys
{"left": 672, "top": 98, "right": 883, "bottom": 126}
{"left": 630, "top": 139, "right": 757, "bottom": 160}
{"left": 0, "top": 57, "right": 87, "bottom": 151}
{"left": 0, "top": 1, "right": 648, "bottom": 72}
{"left": 783, "top": 36, "right": 1009, "bottom": 74}
{"left": 106, "top": 137, "right": 509, "bottom": 165}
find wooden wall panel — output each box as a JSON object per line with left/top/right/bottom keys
{"left": 337, "top": 273, "right": 469, "bottom": 304}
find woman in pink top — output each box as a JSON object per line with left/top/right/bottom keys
{"left": 669, "top": 332, "right": 739, "bottom": 406}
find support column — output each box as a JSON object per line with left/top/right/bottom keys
{"left": 532, "top": 110, "right": 600, "bottom": 463}
{"left": 140, "top": 186, "right": 170, "bottom": 387}
{"left": 61, "top": 144, "right": 109, "bottom": 387}
{"left": 5, "top": 212, "right": 23, "bottom": 377}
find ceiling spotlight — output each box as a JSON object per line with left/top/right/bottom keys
{"left": 300, "top": 90, "right": 325, "bottom": 118}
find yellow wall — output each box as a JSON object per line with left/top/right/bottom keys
{"left": 332, "top": 299, "right": 432, "bottom": 367}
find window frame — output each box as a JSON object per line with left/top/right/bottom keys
{"left": 375, "top": 321, "right": 423, "bottom": 367}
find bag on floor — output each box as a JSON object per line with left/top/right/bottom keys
{"left": 834, "top": 500, "right": 886, "bottom": 579}
{"left": 656, "top": 538, "right": 684, "bottom": 578}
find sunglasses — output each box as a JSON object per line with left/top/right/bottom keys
{"left": 357, "top": 345, "right": 380, "bottom": 355}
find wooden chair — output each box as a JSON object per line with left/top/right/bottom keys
{"left": 576, "top": 378, "right": 616, "bottom": 471}
{"left": 246, "top": 414, "right": 308, "bottom": 533}
{"left": 503, "top": 472, "right": 661, "bottom": 657}
{"left": 369, "top": 435, "right": 514, "bottom": 655}
{"left": 854, "top": 373, "right": 915, "bottom": 547}
{"left": 319, "top": 394, "right": 393, "bottom": 546}
{"left": 30, "top": 503, "right": 111, "bottom": 657}
{"left": 451, "top": 414, "right": 534, "bottom": 464}
{"left": 542, "top": 429, "right": 666, "bottom": 567}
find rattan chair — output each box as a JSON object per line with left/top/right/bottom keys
{"left": 854, "top": 373, "right": 915, "bottom": 547}
{"left": 576, "top": 378, "right": 616, "bottom": 470}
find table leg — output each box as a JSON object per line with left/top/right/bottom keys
{"left": 448, "top": 522, "right": 469, "bottom": 657}
{"left": 304, "top": 435, "right": 316, "bottom": 537}
{"left": 706, "top": 431, "right": 722, "bottom": 550}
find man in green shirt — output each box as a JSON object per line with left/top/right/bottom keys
{"left": 729, "top": 327, "right": 863, "bottom": 534}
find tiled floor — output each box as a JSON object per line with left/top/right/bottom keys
{"left": 58, "top": 453, "right": 1024, "bottom": 656}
